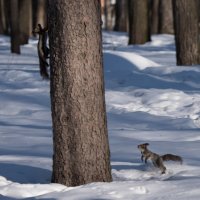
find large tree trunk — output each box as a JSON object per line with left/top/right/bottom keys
{"left": 128, "top": 0, "right": 150, "bottom": 44}
{"left": 48, "top": 0, "right": 112, "bottom": 186}
{"left": 173, "top": 0, "right": 199, "bottom": 65}
{"left": 10, "top": 0, "right": 20, "bottom": 54}
{"left": 114, "top": 0, "right": 128, "bottom": 32}
{"left": 158, "top": 0, "right": 174, "bottom": 34}
{"left": 19, "top": 0, "right": 32, "bottom": 44}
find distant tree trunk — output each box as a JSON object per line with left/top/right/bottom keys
{"left": 48, "top": 0, "right": 112, "bottom": 186}
{"left": 4, "top": 0, "right": 11, "bottom": 35}
{"left": 0, "top": 0, "right": 4, "bottom": 34}
{"left": 104, "top": 0, "right": 115, "bottom": 30}
{"left": 33, "top": 0, "right": 47, "bottom": 29}
{"left": 1, "top": 0, "right": 10, "bottom": 35}
{"left": 128, "top": 0, "right": 150, "bottom": 44}
{"left": 158, "top": 0, "right": 174, "bottom": 34}
{"left": 150, "top": 0, "right": 159, "bottom": 34}
{"left": 114, "top": 0, "right": 128, "bottom": 32}
{"left": 100, "top": 0, "right": 106, "bottom": 29}
{"left": 173, "top": 0, "right": 199, "bottom": 65}
{"left": 19, "top": 0, "right": 32, "bottom": 44}
{"left": 10, "top": 0, "right": 20, "bottom": 54}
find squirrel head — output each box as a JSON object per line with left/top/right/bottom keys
{"left": 138, "top": 143, "right": 149, "bottom": 151}
{"left": 32, "top": 24, "right": 48, "bottom": 35}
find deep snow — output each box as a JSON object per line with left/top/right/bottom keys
{"left": 0, "top": 31, "right": 200, "bottom": 199}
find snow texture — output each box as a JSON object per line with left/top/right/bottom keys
{"left": 0, "top": 32, "right": 200, "bottom": 199}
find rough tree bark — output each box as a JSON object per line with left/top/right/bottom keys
{"left": 128, "top": 0, "right": 151, "bottom": 44}
{"left": 10, "top": 0, "right": 20, "bottom": 54}
{"left": 173, "top": 0, "right": 199, "bottom": 65}
{"left": 48, "top": 0, "right": 112, "bottom": 186}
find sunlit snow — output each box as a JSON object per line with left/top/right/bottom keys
{"left": 0, "top": 32, "right": 200, "bottom": 199}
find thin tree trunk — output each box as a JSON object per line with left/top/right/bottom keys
{"left": 100, "top": 0, "right": 106, "bottom": 29}
{"left": 33, "top": 0, "right": 47, "bottom": 29}
{"left": 19, "top": 0, "right": 32, "bottom": 44}
{"left": 114, "top": 0, "right": 128, "bottom": 32}
{"left": 0, "top": 0, "right": 4, "bottom": 34}
{"left": 104, "top": 0, "right": 115, "bottom": 30}
{"left": 129, "top": 0, "right": 150, "bottom": 44}
{"left": 2, "top": 0, "right": 10, "bottom": 35}
{"left": 48, "top": 0, "right": 112, "bottom": 186}
{"left": 173, "top": 0, "right": 199, "bottom": 65}
{"left": 10, "top": 0, "right": 20, "bottom": 54}
{"left": 158, "top": 0, "right": 174, "bottom": 34}
{"left": 150, "top": 0, "right": 159, "bottom": 34}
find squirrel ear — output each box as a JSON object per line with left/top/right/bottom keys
{"left": 145, "top": 143, "right": 149, "bottom": 146}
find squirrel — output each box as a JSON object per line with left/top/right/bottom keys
{"left": 138, "top": 143, "right": 182, "bottom": 174}
{"left": 32, "top": 24, "right": 50, "bottom": 79}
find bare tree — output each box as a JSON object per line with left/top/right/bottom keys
{"left": 114, "top": 0, "right": 128, "bottom": 32}
{"left": 10, "top": 0, "right": 20, "bottom": 54}
{"left": 19, "top": 0, "right": 32, "bottom": 44}
{"left": 0, "top": 0, "right": 4, "bottom": 34}
{"left": 0, "top": 0, "right": 10, "bottom": 35}
{"left": 150, "top": 0, "right": 159, "bottom": 34}
{"left": 104, "top": 0, "right": 115, "bottom": 30}
{"left": 32, "top": 0, "right": 47, "bottom": 30}
{"left": 48, "top": 0, "right": 112, "bottom": 186}
{"left": 173, "top": 0, "right": 199, "bottom": 65}
{"left": 128, "top": 0, "right": 151, "bottom": 44}
{"left": 158, "top": 0, "right": 174, "bottom": 34}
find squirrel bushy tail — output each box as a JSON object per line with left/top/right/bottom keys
{"left": 161, "top": 154, "right": 183, "bottom": 164}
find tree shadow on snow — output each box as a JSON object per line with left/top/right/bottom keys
{"left": 25, "top": 198, "right": 56, "bottom": 200}
{"left": 165, "top": 175, "right": 200, "bottom": 182}
{"left": 112, "top": 162, "right": 146, "bottom": 171}
{"left": 0, "top": 163, "right": 51, "bottom": 184}
{"left": 0, "top": 195, "right": 20, "bottom": 200}
{"left": 103, "top": 52, "right": 200, "bottom": 92}
{"left": 107, "top": 111, "right": 199, "bottom": 132}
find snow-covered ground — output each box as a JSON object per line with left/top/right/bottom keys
{"left": 0, "top": 31, "right": 200, "bottom": 199}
